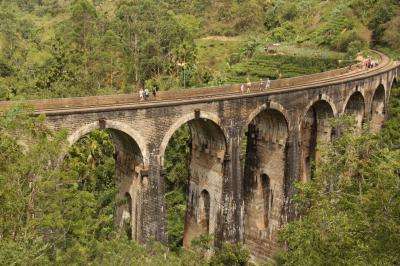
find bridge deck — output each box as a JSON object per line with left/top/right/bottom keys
{"left": 0, "top": 51, "right": 397, "bottom": 115}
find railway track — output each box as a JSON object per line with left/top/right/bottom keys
{"left": 0, "top": 51, "right": 398, "bottom": 115}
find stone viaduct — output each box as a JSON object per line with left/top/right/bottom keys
{"left": 1, "top": 52, "right": 399, "bottom": 259}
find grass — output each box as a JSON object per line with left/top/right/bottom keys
{"left": 196, "top": 36, "right": 351, "bottom": 85}
{"left": 274, "top": 43, "right": 346, "bottom": 59}
{"left": 196, "top": 37, "right": 242, "bottom": 74}
{"left": 378, "top": 47, "right": 400, "bottom": 61}
{"left": 227, "top": 48, "right": 349, "bottom": 83}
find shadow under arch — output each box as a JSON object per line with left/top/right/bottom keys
{"left": 300, "top": 95, "right": 338, "bottom": 131}
{"left": 370, "top": 84, "right": 386, "bottom": 132}
{"left": 242, "top": 107, "right": 289, "bottom": 253}
{"left": 245, "top": 101, "right": 291, "bottom": 133}
{"left": 159, "top": 111, "right": 228, "bottom": 165}
{"left": 299, "top": 99, "right": 335, "bottom": 182}
{"left": 343, "top": 91, "right": 366, "bottom": 130}
{"left": 160, "top": 111, "right": 228, "bottom": 248}
{"left": 66, "top": 120, "right": 148, "bottom": 242}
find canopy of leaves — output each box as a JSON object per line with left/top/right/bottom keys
{"left": 0, "top": 104, "right": 253, "bottom": 264}
{"left": 1, "top": 0, "right": 398, "bottom": 101}
{"left": 277, "top": 84, "right": 400, "bottom": 265}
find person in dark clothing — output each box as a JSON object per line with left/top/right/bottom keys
{"left": 152, "top": 86, "right": 157, "bottom": 97}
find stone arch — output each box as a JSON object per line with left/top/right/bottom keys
{"left": 160, "top": 111, "right": 228, "bottom": 248}
{"left": 343, "top": 91, "right": 366, "bottom": 129}
{"left": 300, "top": 100, "right": 335, "bottom": 182}
{"left": 160, "top": 111, "right": 227, "bottom": 165}
{"left": 242, "top": 108, "right": 288, "bottom": 253}
{"left": 68, "top": 120, "right": 149, "bottom": 166}
{"left": 67, "top": 120, "right": 147, "bottom": 242}
{"left": 300, "top": 94, "right": 338, "bottom": 131}
{"left": 370, "top": 84, "right": 386, "bottom": 132}
{"left": 246, "top": 101, "right": 291, "bottom": 132}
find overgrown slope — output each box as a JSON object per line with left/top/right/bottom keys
{"left": 0, "top": 0, "right": 398, "bottom": 100}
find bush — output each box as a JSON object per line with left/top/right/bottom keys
{"left": 232, "top": 0, "right": 263, "bottom": 33}
{"left": 270, "top": 21, "right": 298, "bottom": 43}
{"left": 210, "top": 243, "right": 250, "bottom": 266}
{"left": 382, "top": 16, "right": 400, "bottom": 49}
{"left": 209, "top": 25, "right": 238, "bottom": 37}
{"left": 347, "top": 40, "right": 363, "bottom": 58}
{"left": 229, "top": 53, "right": 241, "bottom": 65}
{"left": 281, "top": 2, "right": 298, "bottom": 21}
{"left": 271, "top": 27, "right": 289, "bottom": 42}
{"left": 0, "top": 61, "right": 13, "bottom": 77}
{"left": 332, "top": 31, "right": 363, "bottom": 52}
{"left": 240, "top": 38, "right": 261, "bottom": 59}
{"left": 264, "top": 5, "right": 280, "bottom": 31}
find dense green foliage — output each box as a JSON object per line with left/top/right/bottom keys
{"left": 228, "top": 52, "right": 346, "bottom": 83}
{"left": 0, "top": 105, "right": 127, "bottom": 264}
{"left": 0, "top": 0, "right": 199, "bottom": 99}
{"left": 164, "top": 125, "right": 191, "bottom": 249}
{"left": 1, "top": 0, "right": 399, "bottom": 100}
{"left": 0, "top": 104, "right": 252, "bottom": 265}
{"left": 277, "top": 84, "right": 400, "bottom": 265}
{"left": 1, "top": 0, "right": 400, "bottom": 265}
{"left": 381, "top": 81, "right": 400, "bottom": 149}
{"left": 209, "top": 243, "right": 251, "bottom": 266}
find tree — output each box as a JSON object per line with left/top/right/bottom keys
{"left": 164, "top": 125, "right": 191, "bottom": 249}
{"left": 0, "top": 104, "right": 210, "bottom": 265}
{"left": 232, "top": 0, "right": 264, "bottom": 33}
{"left": 69, "top": 0, "right": 97, "bottom": 78}
{"left": 382, "top": 15, "right": 400, "bottom": 50}
{"left": 0, "top": 6, "right": 19, "bottom": 59}
{"left": 277, "top": 116, "right": 400, "bottom": 265}
{"left": 209, "top": 243, "right": 250, "bottom": 266}
{"left": 367, "top": 0, "right": 397, "bottom": 46}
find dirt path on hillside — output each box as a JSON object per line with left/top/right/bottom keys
{"left": 201, "top": 36, "right": 241, "bottom": 42}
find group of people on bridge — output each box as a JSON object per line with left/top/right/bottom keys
{"left": 139, "top": 86, "right": 157, "bottom": 101}
{"left": 240, "top": 77, "right": 271, "bottom": 94}
{"left": 364, "top": 57, "right": 379, "bottom": 69}
{"left": 350, "top": 57, "right": 379, "bottom": 72}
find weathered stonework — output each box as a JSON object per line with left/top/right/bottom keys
{"left": 300, "top": 100, "right": 334, "bottom": 182}
{"left": 1, "top": 54, "right": 398, "bottom": 261}
{"left": 183, "top": 119, "right": 226, "bottom": 247}
{"left": 243, "top": 109, "right": 288, "bottom": 258}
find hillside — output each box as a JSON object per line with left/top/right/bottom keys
{"left": 0, "top": 0, "right": 399, "bottom": 100}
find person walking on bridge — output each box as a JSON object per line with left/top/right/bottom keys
{"left": 152, "top": 86, "right": 157, "bottom": 98}
{"left": 265, "top": 78, "right": 271, "bottom": 90}
{"left": 246, "top": 77, "right": 251, "bottom": 93}
{"left": 139, "top": 88, "right": 144, "bottom": 101}
{"left": 259, "top": 79, "right": 264, "bottom": 91}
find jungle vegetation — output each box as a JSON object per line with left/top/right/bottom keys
{"left": 1, "top": 0, "right": 400, "bottom": 265}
